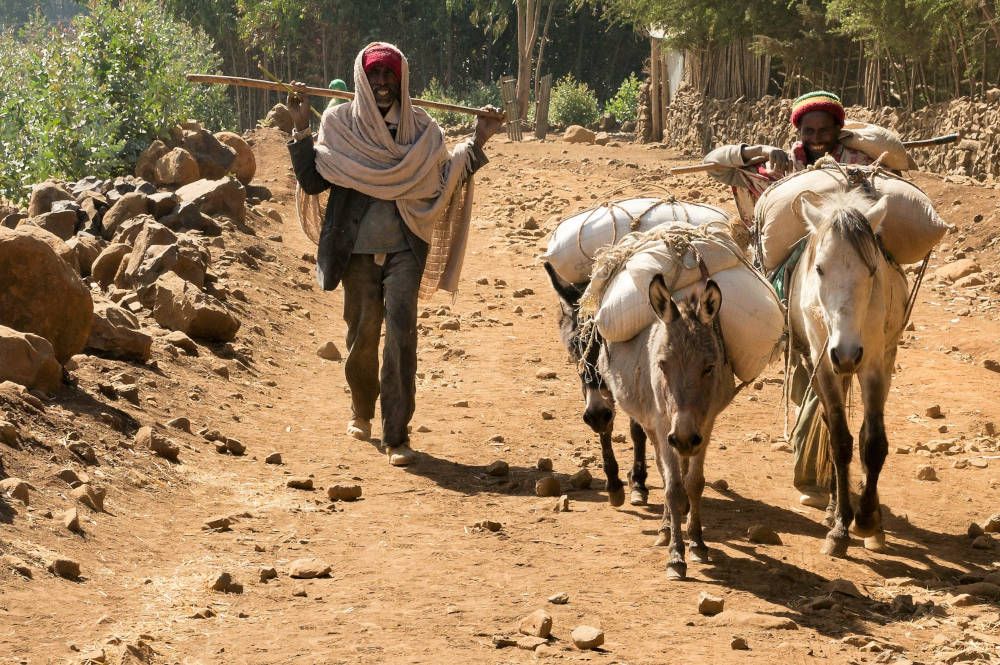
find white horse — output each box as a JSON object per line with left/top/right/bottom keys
{"left": 788, "top": 189, "right": 908, "bottom": 556}
{"left": 599, "top": 275, "right": 736, "bottom": 579}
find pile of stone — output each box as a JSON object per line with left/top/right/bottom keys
{"left": 662, "top": 85, "right": 1000, "bottom": 181}
{"left": 0, "top": 121, "right": 259, "bottom": 393}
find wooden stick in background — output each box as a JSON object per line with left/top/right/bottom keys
{"left": 186, "top": 74, "right": 506, "bottom": 121}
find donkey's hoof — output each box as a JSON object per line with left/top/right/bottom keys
{"left": 864, "top": 533, "right": 887, "bottom": 552}
{"left": 630, "top": 489, "right": 648, "bottom": 506}
{"left": 852, "top": 514, "right": 881, "bottom": 538}
{"left": 653, "top": 531, "right": 670, "bottom": 547}
{"left": 821, "top": 536, "right": 850, "bottom": 558}
{"left": 607, "top": 487, "right": 626, "bottom": 507}
{"left": 689, "top": 544, "right": 710, "bottom": 563}
{"left": 666, "top": 561, "right": 687, "bottom": 580}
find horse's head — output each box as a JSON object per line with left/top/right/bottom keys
{"left": 543, "top": 262, "right": 614, "bottom": 433}
{"left": 798, "top": 191, "right": 888, "bottom": 375}
{"left": 648, "top": 274, "right": 733, "bottom": 456}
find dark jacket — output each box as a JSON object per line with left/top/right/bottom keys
{"left": 288, "top": 134, "right": 488, "bottom": 291}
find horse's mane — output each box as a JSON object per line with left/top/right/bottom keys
{"left": 808, "top": 189, "right": 882, "bottom": 275}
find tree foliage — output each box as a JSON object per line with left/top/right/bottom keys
{"left": 549, "top": 74, "right": 600, "bottom": 126}
{"left": 0, "top": 0, "right": 233, "bottom": 204}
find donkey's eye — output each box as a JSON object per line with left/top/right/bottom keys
{"left": 815, "top": 264, "right": 825, "bottom": 277}
{"left": 703, "top": 364, "right": 715, "bottom": 376}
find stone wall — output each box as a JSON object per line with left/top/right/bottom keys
{"left": 662, "top": 86, "right": 1000, "bottom": 181}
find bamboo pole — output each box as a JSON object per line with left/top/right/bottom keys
{"left": 186, "top": 74, "right": 506, "bottom": 120}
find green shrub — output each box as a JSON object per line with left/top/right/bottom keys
{"left": 549, "top": 74, "right": 599, "bottom": 128}
{"left": 0, "top": 1, "right": 234, "bottom": 204}
{"left": 418, "top": 77, "right": 465, "bottom": 127}
{"left": 605, "top": 73, "right": 640, "bottom": 124}
{"left": 419, "top": 78, "right": 501, "bottom": 127}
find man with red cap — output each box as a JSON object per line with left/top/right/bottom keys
{"left": 285, "top": 42, "right": 502, "bottom": 466}
{"left": 704, "top": 90, "right": 873, "bottom": 509}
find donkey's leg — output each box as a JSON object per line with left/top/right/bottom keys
{"left": 599, "top": 429, "right": 625, "bottom": 507}
{"left": 814, "top": 370, "right": 854, "bottom": 558}
{"left": 685, "top": 447, "right": 709, "bottom": 563}
{"left": 662, "top": 447, "right": 689, "bottom": 579}
{"left": 854, "top": 359, "right": 892, "bottom": 549}
{"left": 627, "top": 418, "right": 650, "bottom": 506}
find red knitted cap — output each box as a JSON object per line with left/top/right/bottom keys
{"left": 362, "top": 44, "right": 402, "bottom": 80}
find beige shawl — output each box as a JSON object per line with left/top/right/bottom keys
{"left": 296, "top": 42, "right": 476, "bottom": 299}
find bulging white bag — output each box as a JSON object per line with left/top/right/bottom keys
{"left": 840, "top": 121, "right": 918, "bottom": 171}
{"left": 756, "top": 166, "right": 948, "bottom": 272}
{"left": 543, "top": 198, "right": 729, "bottom": 284}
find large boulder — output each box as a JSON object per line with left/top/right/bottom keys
{"left": 158, "top": 201, "right": 223, "bottom": 236}
{"left": 114, "top": 222, "right": 179, "bottom": 288}
{"left": 154, "top": 147, "right": 200, "bottom": 187}
{"left": 0, "top": 228, "right": 92, "bottom": 363}
{"left": 86, "top": 297, "right": 153, "bottom": 361}
{"left": 563, "top": 125, "right": 596, "bottom": 144}
{"left": 12, "top": 224, "right": 79, "bottom": 274}
{"left": 29, "top": 210, "right": 78, "bottom": 240}
{"left": 91, "top": 243, "right": 131, "bottom": 288}
{"left": 175, "top": 177, "right": 246, "bottom": 223}
{"left": 148, "top": 192, "right": 179, "bottom": 219}
{"left": 261, "top": 103, "right": 294, "bottom": 134}
{"left": 66, "top": 234, "right": 104, "bottom": 278}
{"left": 145, "top": 271, "right": 240, "bottom": 342}
{"left": 78, "top": 191, "right": 110, "bottom": 234}
{"left": 0, "top": 325, "right": 61, "bottom": 393}
{"left": 214, "top": 131, "right": 256, "bottom": 185}
{"left": 102, "top": 192, "right": 151, "bottom": 240}
{"left": 181, "top": 129, "right": 236, "bottom": 180}
{"left": 27, "top": 181, "right": 73, "bottom": 217}
{"left": 135, "top": 140, "right": 170, "bottom": 182}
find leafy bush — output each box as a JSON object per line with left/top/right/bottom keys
{"left": 605, "top": 73, "right": 640, "bottom": 124}
{"left": 418, "top": 78, "right": 502, "bottom": 127}
{"left": 549, "top": 75, "right": 599, "bottom": 128}
{"left": 0, "top": 1, "right": 234, "bottom": 204}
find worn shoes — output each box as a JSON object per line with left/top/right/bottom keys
{"left": 386, "top": 444, "right": 417, "bottom": 466}
{"left": 346, "top": 418, "right": 371, "bottom": 441}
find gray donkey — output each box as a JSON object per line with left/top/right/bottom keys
{"left": 599, "top": 274, "right": 736, "bottom": 579}
{"left": 544, "top": 262, "right": 651, "bottom": 507}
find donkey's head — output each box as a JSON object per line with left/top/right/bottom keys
{"left": 648, "top": 274, "right": 733, "bottom": 456}
{"left": 798, "top": 190, "right": 887, "bottom": 375}
{"left": 544, "top": 261, "right": 614, "bottom": 433}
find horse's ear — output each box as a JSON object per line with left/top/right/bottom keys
{"left": 649, "top": 274, "right": 680, "bottom": 323}
{"left": 795, "top": 191, "right": 824, "bottom": 232}
{"left": 543, "top": 261, "right": 582, "bottom": 305}
{"left": 698, "top": 279, "right": 723, "bottom": 324}
{"left": 863, "top": 197, "right": 889, "bottom": 233}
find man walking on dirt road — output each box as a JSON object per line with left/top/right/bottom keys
{"left": 286, "top": 42, "right": 502, "bottom": 466}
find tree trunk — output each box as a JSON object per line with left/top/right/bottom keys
{"left": 533, "top": 0, "right": 555, "bottom": 102}
{"left": 515, "top": 0, "right": 542, "bottom": 121}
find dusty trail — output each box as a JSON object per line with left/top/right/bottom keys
{"left": 1, "top": 130, "right": 998, "bottom": 664}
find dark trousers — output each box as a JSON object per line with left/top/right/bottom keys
{"left": 341, "top": 251, "right": 423, "bottom": 447}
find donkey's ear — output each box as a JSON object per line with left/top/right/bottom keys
{"left": 543, "top": 261, "right": 582, "bottom": 305}
{"left": 795, "top": 191, "right": 824, "bottom": 233}
{"left": 863, "top": 197, "right": 889, "bottom": 233}
{"left": 698, "top": 279, "right": 723, "bottom": 324}
{"left": 649, "top": 274, "right": 680, "bottom": 323}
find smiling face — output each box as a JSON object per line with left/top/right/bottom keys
{"left": 797, "top": 110, "right": 841, "bottom": 157}
{"left": 366, "top": 64, "right": 400, "bottom": 110}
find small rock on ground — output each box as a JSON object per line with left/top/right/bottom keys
{"left": 571, "top": 625, "right": 605, "bottom": 650}
{"left": 316, "top": 341, "right": 342, "bottom": 361}
{"left": 569, "top": 468, "right": 592, "bottom": 490}
{"left": 259, "top": 567, "right": 278, "bottom": 583}
{"left": 63, "top": 507, "right": 81, "bottom": 533}
{"left": 288, "top": 558, "right": 331, "bottom": 579}
{"left": 485, "top": 460, "right": 509, "bottom": 476}
{"left": 553, "top": 495, "right": 570, "bottom": 512}
{"left": 537, "top": 457, "right": 553, "bottom": 472}
{"left": 731, "top": 637, "right": 750, "bottom": 650}
{"left": 265, "top": 452, "right": 282, "bottom": 464}
{"left": 209, "top": 572, "right": 243, "bottom": 593}
{"left": 327, "top": 484, "right": 362, "bottom": 501}
{"left": 518, "top": 609, "right": 553, "bottom": 638}
{"left": 48, "top": 558, "right": 81, "bottom": 580}
{"left": 535, "top": 476, "right": 561, "bottom": 497}
{"left": 548, "top": 592, "right": 569, "bottom": 605}
{"left": 698, "top": 592, "right": 725, "bottom": 616}
{"left": 286, "top": 477, "right": 314, "bottom": 490}
{"left": 916, "top": 465, "right": 938, "bottom": 481}
{"left": 747, "top": 524, "right": 782, "bottom": 545}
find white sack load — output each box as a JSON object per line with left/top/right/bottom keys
{"left": 543, "top": 198, "right": 729, "bottom": 284}
{"left": 756, "top": 164, "right": 949, "bottom": 272}
{"left": 839, "top": 121, "right": 918, "bottom": 171}
{"left": 582, "top": 225, "right": 784, "bottom": 382}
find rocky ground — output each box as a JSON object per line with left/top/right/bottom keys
{"left": 0, "top": 126, "right": 998, "bottom": 665}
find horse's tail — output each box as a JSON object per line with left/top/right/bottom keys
{"left": 812, "top": 417, "right": 834, "bottom": 490}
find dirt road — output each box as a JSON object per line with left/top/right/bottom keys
{"left": 1, "top": 129, "right": 998, "bottom": 664}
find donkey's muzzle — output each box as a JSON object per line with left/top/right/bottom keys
{"left": 667, "top": 432, "right": 703, "bottom": 455}
{"left": 830, "top": 344, "right": 864, "bottom": 374}
{"left": 583, "top": 405, "right": 614, "bottom": 433}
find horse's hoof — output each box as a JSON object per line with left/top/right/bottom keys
{"left": 629, "top": 489, "right": 648, "bottom": 506}
{"left": 653, "top": 532, "right": 670, "bottom": 547}
{"left": 822, "top": 513, "right": 835, "bottom": 528}
{"left": 821, "top": 537, "right": 849, "bottom": 558}
{"left": 864, "top": 533, "right": 887, "bottom": 552}
{"left": 666, "top": 562, "right": 687, "bottom": 580}
{"left": 607, "top": 487, "right": 626, "bottom": 507}
{"left": 689, "top": 545, "right": 710, "bottom": 563}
